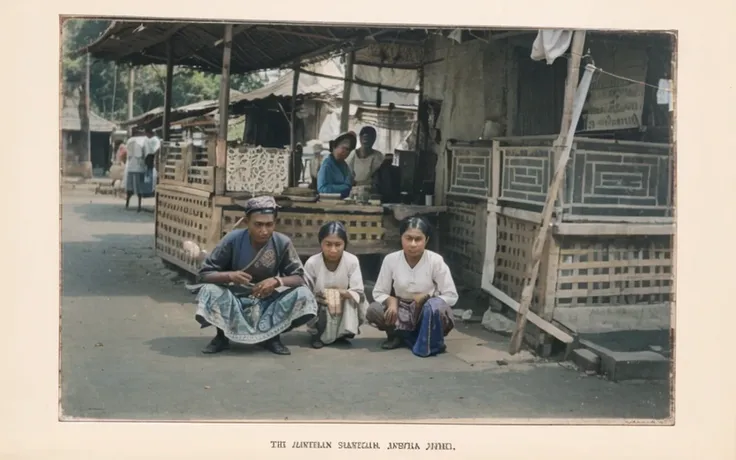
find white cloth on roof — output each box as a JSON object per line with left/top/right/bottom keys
{"left": 531, "top": 29, "right": 574, "bottom": 65}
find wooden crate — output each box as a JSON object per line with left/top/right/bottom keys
{"left": 554, "top": 235, "right": 673, "bottom": 307}
{"left": 492, "top": 213, "right": 549, "bottom": 314}
{"left": 155, "top": 186, "right": 213, "bottom": 274}
{"left": 220, "top": 206, "right": 393, "bottom": 257}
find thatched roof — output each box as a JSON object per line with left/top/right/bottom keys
{"left": 61, "top": 95, "right": 117, "bottom": 132}
{"left": 75, "top": 21, "right": 435, "bottom": 74}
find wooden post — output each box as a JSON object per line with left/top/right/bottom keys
{"left": 127, "top": 67, "right": 135, "bottom": 135}
{"left": 215, "top": 24, "right": 233, "bottom": 195}
{"left": 340, "top": 51, "right": 355, "bottom": 133}
{"left": 416, "top": 64, "right": 425, "bottom": 152}
{"left": 82, "top": 53, "right": 92, "bottom": 176}
{"left": 289, "top": 66, "right": 300, "bottom": 187}
{"left": 508, "top": 61, "right": 595, "bottom": 355}
{"left": 162, "top": 38, "right": 174, "bottom": 142}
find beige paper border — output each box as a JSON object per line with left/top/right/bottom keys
{"left": 3, "top": 0, "right": 735, "bottom": 458}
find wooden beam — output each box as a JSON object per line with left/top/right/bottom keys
{"left": 554, "top": 222, "right": 675, "bottom": 236}
{"left": 215, "top": 24, "right": 233, "bottom": 196}
{"left": 508, "top": 41, "right": 593, "bottom": 355}
{"left": 256, "top": 27, "right": 342, "bottom": 42}
{"left": 487, "top": 285, "right": 573, "bottom": 345}
{"left": 117, "top": 23, "right": 187, "bottom": 60}
{"left": 297, "top": 68, "right": 419, "bottom": 94}
{"left": 289, "top": 66, "right": 300, "bottom": 187}
{"left": 162, "top": 38, "right": 174, "bottom": 141}
{"left": 340, "top": 51, "right": 355, "bottom": 133}
{"left": 214, "top": 24, "right": 253, "bottom": 46}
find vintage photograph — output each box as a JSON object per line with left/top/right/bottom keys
{"left": 60, "top": 19, "right": 675, "bottom": 422}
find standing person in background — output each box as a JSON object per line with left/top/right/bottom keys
{"left": 346, "top": 126, "right": 384, "bottom": 190}
{"left": 317, "top": 131, "right": 357, "bottom": 198}
{"left": 123, "top": 128, "right": 148, "bottom": 212}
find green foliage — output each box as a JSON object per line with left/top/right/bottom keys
{"left": 62, "top": 18, "right": 268, "bottom": 123}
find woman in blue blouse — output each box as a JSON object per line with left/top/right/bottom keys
{"left": 317, "top": 131, "right": 357, "bottom": 198}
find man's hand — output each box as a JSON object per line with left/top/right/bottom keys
{"left": 251, "top": 277, "right": 279, "bottom": 299}
{"left": 227, "top": 271, "right": 252, "bottom": 285}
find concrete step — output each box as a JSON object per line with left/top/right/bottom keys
{"left": 576, "top": 338, "right": 670, "bottom": 382}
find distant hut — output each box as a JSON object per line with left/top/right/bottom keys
{"left": 61, "top": 92, "right": 117, "bottom": 177}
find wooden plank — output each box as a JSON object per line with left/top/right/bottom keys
{"left": 509, "top": 36, "right": 592, "bottom": 355}
{"left": 498, "top": 207, "right": 543, "bottom": 224}
{"left": 554, "top": 223, "right": 675, "bottom": 236}
{"left": 562, "top": 215, "right": 674, "bottom": 224}
{"left": 206, "top": 204, "right": 223, "bottom": 253}
{"left": 162, "top": 38, "right": 174, "bottom": 141}
{"left": 559, "top": 260, "right": 669, "bottom": 270}
{"left": 486, "top": 285, "right": 573, "bottom": 344}
{"left": 155, "top": 184, "right": 212, "bottom": 198}
{"left": 557, "top": 273, "right": 673, "bottom": 283}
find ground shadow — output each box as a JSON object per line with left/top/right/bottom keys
{"left": 61, "top": 233, "right": 194, "bottom": 304}
{"left": 65, "top": 201, "right": 155, "bottom": 224}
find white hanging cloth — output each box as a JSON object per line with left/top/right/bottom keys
{"left": 530, "top": 29, "right": 574, "bottom": 65}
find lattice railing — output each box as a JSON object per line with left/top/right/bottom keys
{"left": 554, "top": 236, "right": 673, "bottom": 307}
{"left": 159, "top": 140, "right": 215, "bottom": 193}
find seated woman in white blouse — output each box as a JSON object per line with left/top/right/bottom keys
{"left": 366, "top": 217, "right": 459, "bottom": 357}
{"left": 304, "top": 221, "right": 368, "bottom": 348}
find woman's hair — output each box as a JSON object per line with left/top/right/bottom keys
{"left": 318, "top": 221, "right": 349, "bottom": 247}
{"left": 399, "top": 216, "right": 432, "bottom": 239}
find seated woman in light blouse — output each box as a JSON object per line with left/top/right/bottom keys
{"left": 366, "top": 217, "right": 459, "bottom": 357}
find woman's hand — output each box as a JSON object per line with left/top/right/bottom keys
{"left": 339, "top": 289, "right": 353, "bottom": 301}
{"left": 227, "top": 271, "right": 252, "bottom": 285}
{"left": 384, "top": 296, "right": 399, "bottom": 325}
{"left": 251, "top": 277, "right": 279, "bottom": 299}
{"left": 314, "top": 291, "right": 328, "bottom": 305}
{"left": 413, "top": 294, "right": 430, "bottom": 308}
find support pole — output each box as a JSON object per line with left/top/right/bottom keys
{"left": 289, "top": 66, "right": 301, "bottom": 187}
{"left": 215, "top": 24, "right": 233, "bottom": 195}
{"left": 162, "top": 38, "right": 174, "bottom": 142}
{"left": 508, "top": 58, "right": 595, "bottom": 355}
{"left": 127, "top": 67, "right": 135, "bottom": 135}
{"left": 340, "top": 51, "right": 355, "bottom": 133}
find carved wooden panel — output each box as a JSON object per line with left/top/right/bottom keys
{"left": 226, "top": 146, "right": 290, "bottom": 195}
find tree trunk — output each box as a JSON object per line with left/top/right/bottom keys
{"left": 77, "top": 84, "right": 92, "bottom": 178}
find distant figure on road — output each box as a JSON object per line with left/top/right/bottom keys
{"left": 366, "top": 217, "right": 459, "bottom": 357}
{"left": 192, "top": 196, "right": 319, "bottom": 356}
{"left": 303, "top": 221, "right": 369, "bottom": 349}
{"left": 123, "top": 128, "right": 149, "bottom": 212}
